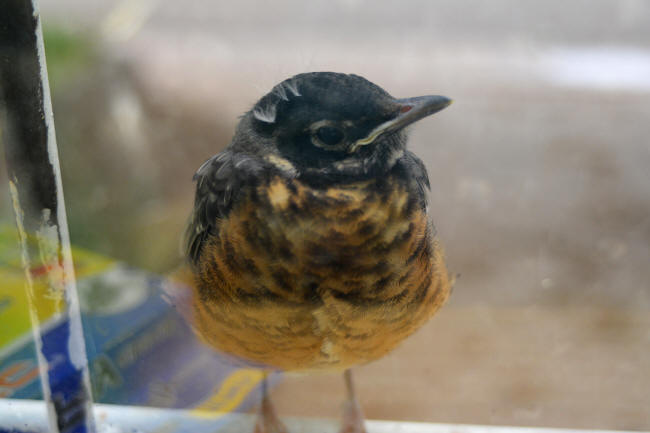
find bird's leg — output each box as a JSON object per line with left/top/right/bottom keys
{"left": 254, "top": 372, "right": 289, "bottom": 433}
{"left": 339, "top": 369, "right": 367, "bottom": 433}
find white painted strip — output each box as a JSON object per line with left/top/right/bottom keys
{"left": 1, "top": 399, "right": 645, "bottom": 433}
{"left": 8, "top": 181, "right": 58, "bottom": 433}
{"left": 32, "top": 0, "right": 97, "bottom": 430}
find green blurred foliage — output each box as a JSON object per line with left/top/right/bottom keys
{"left": 43, "top": 26, "right": 94, "bottom": 91}
{"left": 39, "top": 27, "right": 228, "bottom": 272}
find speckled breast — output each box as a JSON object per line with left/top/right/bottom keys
{"left": 192, "top": 175, "right": 451, "bottom": 371}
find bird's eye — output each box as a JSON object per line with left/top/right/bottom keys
{"left": 315, "top": 126, "right": 344, "bottom": 147}
{"left": 309, "top": 120, "right": 345, "bottom": 150}
{"left": 316, "top": 126, "right": 343, "bottom": 146}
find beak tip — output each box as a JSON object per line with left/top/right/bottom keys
{"left": 356, "top": 93, "right": 452, "bottom": 146}
{"left": 423, "top": 95, "right": 453, "bottom": 116}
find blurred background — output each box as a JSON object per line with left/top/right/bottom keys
{"left": 1, "top": 0, "right": 649, "bottom": 430}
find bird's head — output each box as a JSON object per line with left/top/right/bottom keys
{"left": 233, "top": 72, "right": 451, "bottom": 183}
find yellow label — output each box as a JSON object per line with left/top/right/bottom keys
{"left": 0, "top": 224, "right": 115, "bottom": 351}
{"left": 191, "top": 369, "right": 265, "bottom": 418}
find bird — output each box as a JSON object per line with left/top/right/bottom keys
{"left": 184, "top": 72, "right": 453, "bottom": 433}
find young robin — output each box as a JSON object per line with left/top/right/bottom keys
{"left": 185, "top": 72, "right": 452, "bottom": 433}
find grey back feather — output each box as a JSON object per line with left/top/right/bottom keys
{"left": 185, "top": 150, "right": 264, "bottom": 264}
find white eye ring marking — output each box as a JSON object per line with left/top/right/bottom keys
{"left": 308, "top": 120, "right": 347, "bottom": 151}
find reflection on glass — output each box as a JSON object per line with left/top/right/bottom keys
{"left": 1, "top": 0, "right": 649, "bottom": 431}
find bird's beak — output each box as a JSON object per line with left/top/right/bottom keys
{"left": 350, "top": 95, "right": 452, "bottom": 152}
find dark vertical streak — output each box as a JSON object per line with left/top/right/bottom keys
{"left": 0, "top": 2, "right": 96, "bottom": 432}
{"left": 0, "top": 2, "right": 58, "bottom": 225}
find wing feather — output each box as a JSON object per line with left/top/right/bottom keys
{"left": 185, "top": 150, "right": 263, "bottom": 264}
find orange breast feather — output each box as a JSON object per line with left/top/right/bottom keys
{"left": 192, "top": 176, "right": 451, "bottom": 370}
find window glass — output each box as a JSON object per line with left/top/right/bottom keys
{"left": 2, "top": 1, "right": 649, "bottom": 431}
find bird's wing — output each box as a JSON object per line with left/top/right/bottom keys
{"left": 185, "top": 150, "right": 264, "bottom": 264}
